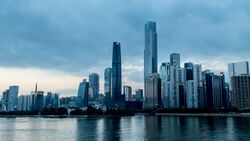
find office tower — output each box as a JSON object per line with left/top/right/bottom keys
{"left": 167, "top": 66, "right": 181, "bottom": 108}
{"left": 184, "top": 62, "right": 194, "bottom": 81}
{"left": 45, "top": 92, "right": 60, "bottom": 108}
{"left": 203, "top": 71, "right": 227, "bottom": 109}
{"left": 1, "top": 90, "right": 9, "bottom": 111}
{"left": 159, "top": 62, "right": 170, "bottom": 83}
{"left": 30, "top": 83, "right": 37, "bottom": 111}
{"left": 185, "top": 81, "right": 196, "bottom": 108}
{"left": 111, "top": 42, "right": 123, "bottom": 108}
{"left": 2, "top": 86, "right": 19, "bottom": 112}
{"left": 35, "top": 91, "right": 44, "bottom": 111}
{"left": 123, "top": 86, "right": 132, "bottom": 101}
{"left": 17, "top": 96, "right": 22, "bottom": 111}
{"left": 18, "top": 95, "right": 30, "bottom": 111}
{"left": 228, "top": 61, "right": 249, "bottom": 77}
{"left": 104, "top": 68, "right": 112, "bottom": 108}
{"left": 160, "top": 60, "right": 184, "bottom": 108}
{"left": 228, "top": 61, "right": 249, "bottom": 89}
{"left": 8, "top": 86, "right": 19, "bottom": 111}
{"left": 231, "top": 75, "right": 250, "bottom": 109}
{"left": 104, "top": 68, "right": 112, "bottom": 95}
{"left": 224, "top": 82, "right": 231, "bottom": 107}
{"left": 170, "top": 53, "right": 180, "bottom": 68}
{"left": 29, "top": 83, "right": 44, "bottom": 111}
{"left": 135, "top": 89, "right": 143, "bottom": 101}
{"left": 219, "top": 73, "right": 229, "bottom": 108}
{"left": 45, "top": 92, "right": 52, "bottom": 108}
{"left": 77, "top": 79, "right": 89, "bottom": 107}
{"left": 193, "top": 64, "right": 203, "bottom": 108}
{"left": 185, "top": 64, "right": 202, "bottom": 109}
{"left": 89, "top": 73, "right": 100, "bottom": 101}
{"left": 178, "top": 67, "right": 185, "bottom": 108}
{"left": 144, "top": 21, "right": 158, "bottom": 78}
{"left": 144, "top": 73, "right": 162, "bottom": 109}
{"left": 160, "top": 62, "right": 170, "bottom": 108}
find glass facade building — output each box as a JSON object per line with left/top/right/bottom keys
{"left": 77, "top": 79, "right": 89, "bottom": 107}
{"left": 231, "top": 75, "right": 250, "bottom": 110}
{"left": 144, "top": 73, "right": 162, "bottom": 109}
{"left": 89, "top": 73, "right": 99, "bottom": 101}
{"left": 112, "top": 42, "right": 122, "bottom": 108}
{"left": 170, "top": 53, "right": 180, "bottom": 68}
{"left": 144, "top": 21, "right": 158, "bottom": 78}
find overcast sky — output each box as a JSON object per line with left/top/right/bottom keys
{"left": 1, "top": 0, "right": 250, "bottom": 96}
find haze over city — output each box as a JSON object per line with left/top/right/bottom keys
{"left": 1, "top": 0, "right": 250, "bottom": 96}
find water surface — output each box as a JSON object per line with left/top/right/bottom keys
{"left": 0, "top": 116, "right": 249, "bottom": 141}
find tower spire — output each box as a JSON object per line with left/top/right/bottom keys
{"left": 35, "top": 82, "right": 37, "bottom": 95}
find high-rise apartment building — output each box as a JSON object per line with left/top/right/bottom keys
{"left": 231, "top": 75, "right": 250, "bottom": 110}
{"left": 89, "top": 73, "right": 100, "bottom": 101}
{"left": 228, "top": 61, "right": 249, "bottom": 89}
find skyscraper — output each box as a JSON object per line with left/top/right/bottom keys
{"left": 104, "top": 68, "right": 112, "bottom": 108}
{"left": 123, "top": 86, "right": 132, "bottom": 101}
{"left": 184, "top": 62, "right": 194, "bottom": 81}
{"left": 35, "top": 91, "right": 44, "bottom": 111}
{"left": 7, "top": 86, "right": 19, "bottom": 111}
{"left": 203, "top": 72, "right": 227, "bottom": 109}
{"left": 89, "top": 73, "right": 100, "bottom": 101}
{"left": 18, "top": 95, "right": 30, "bottom": 111}
{"left": 135, "top": 89, "right": 143, "bottom": 101}
{"left": 45, "top": 92, "right": 60, "bottom": 108}
{"left": 144, "top": 73, "right": 162, "bottom": 109}
{"left": 77, "top": 79, "right": 89, "bottom": 107}
{"left": 228, "top": 61, "right": 249, "bottom": 89}
{"left": 228, "top": 61, "right": 249, "bottom": 77}
{"left": 111, "top": 42, "right": 122, "bottom": 108}
{"left": 144, "top": 21, "right": 158, "bottom": 78}
{"left": 104, "top": 68, "right": 112, "bottom": 95}
{"left": 231, "top": 74, "right": 250, "bottom": 110}
{"left": 144, "top": 21, "right": 158, "bottom": 109}
{"left": 185, "top": 64, "right": 202, "bottom": 109}
{"left": 170, "top": 53, "right": 180, "bottom": 68}
{"left": 1, "top": 90, "right": 9, "bottom": 111}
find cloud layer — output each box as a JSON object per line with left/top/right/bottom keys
{"left": 0, "top": 0, "right": 250, "bottom": 95}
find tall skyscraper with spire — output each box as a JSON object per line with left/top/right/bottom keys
{"left": 144, "top": 21, "right": 159, "bottom": 109}
{"left": 144, "top": 21, "right": 158, "bottom": 77}
{"left": 111, "top": 42, "right": 123, "bottom": 108}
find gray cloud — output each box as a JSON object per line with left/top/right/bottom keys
{"left": 0, "top": 0, "right": 250, "bottom": 86}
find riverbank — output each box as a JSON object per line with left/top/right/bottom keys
{"left": 0, "top": 113, "right": 250, "bottom": 118}
{"left": 156, "top": 113, "right": 250, "bottom": 117}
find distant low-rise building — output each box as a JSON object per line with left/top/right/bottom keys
{"left": 60, "top": 96, "right": 77, "bottom": 108}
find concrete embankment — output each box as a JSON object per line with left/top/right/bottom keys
{"left": 155, "top": 113, "right": 250, "bottom": 117}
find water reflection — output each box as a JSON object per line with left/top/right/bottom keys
{"left": 0, "top": 116, "right": 250, "bottom": 141}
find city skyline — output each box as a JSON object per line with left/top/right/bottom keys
{"left": 1, "top": 0, "right": 250, "bottom": 96}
